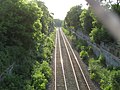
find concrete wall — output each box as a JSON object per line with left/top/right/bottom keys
{"left": 71, "top": 30, "right": 120, "bottom": 67}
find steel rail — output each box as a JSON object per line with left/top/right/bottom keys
{"left": 54, "top": 29, "right": 57, "bottom": 90}
{"left": 60, "top": 29, "right": 91, "bottom": 90}
{"left": 58, "top": 28, "right": 68, "bottom": 90}
{"left": 60, "top": 29, "right": 80, "bottom": 90}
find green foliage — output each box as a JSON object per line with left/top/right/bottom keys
{"left": 98, "top": 54, "right": 106, "bottom": 67}
{"left": 87, "top": 46, "right": 93, "bottom": 55}
{"left": 63, "top": 3, "right": 120, "bottom": 90}
{"left": 64, "top": 5, "right": 82, "bottom": 30}
{"left": 73, "top": 38, "right": 87, "bottom": 52}
{"left": 54, "top": 19, "right": 63, "bottom": 27}
{"left": 0, "top": 74, "right": 25, "bottom": 90}
{"left": 99, "top": 69, "right": 112, "bottom": 90}
{"left": 63, "top": 25, "right": 120, "bottom": 90}
{"left": 89, "top": 58, "right": 101, "bottom": 82}
{"left": 35, "top": 0, "right": 54, "bottom": 34}
{"left": 89, "top": 27, "right": 99, "bottom": 43}
{"left": 89, "top": 57, "right": 120, "bottom": 90}
{"left": 0, "top": 0, "right": 55, "bottom": 89}
{"left": 111, "top": 70, "right": 120, "bottom": 90}
{"left": 80, "top": 46, "right": 90, "bottom": 65}
{"left": 0, "top": 0, "right": 42, "bottom": 74}
{"left": 90, "top": 12, "right": 102, "bottom": 28}
{"left": 0, "top": 0, "right": 42, "bottom": 48}
{"left": 89, "top": 27, "right": 114, "bottom": 44}
{"left": 36, "top": 34, "right": 54, "bottom": 62}
{"left": 80, "top": 8, "right": 93, "bottom": 34}
{"left": 62, "top": 28, "right": 70, "bottom": 35}
{"left": 80, "top": 50, "right": 89, "bottom": 60}
{"left": 32, "top": 61, "right": 52, "bottom": 90}
{"left": 62, "top": 27, "right": 75, "bottom": 41}
{"left": 74, "top": 40, "right": 120, "bottom": 90}
{"left": 89, "top": 58, "right": 112, "bottom": 89}
{"left": 64, "top": 4, "right": 114, "bottom": 44}
{"left": 40, "top": 61, "right": 52, "bottom": 79}
{"left": 112, "top": 4, "right": 120, "bottom": 16}
{"left": 86, "top": 10, "right": 115, "bottom": 44}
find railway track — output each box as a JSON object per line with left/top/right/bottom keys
{"left": 54, "top": 28, "right": 97, "bottom": 90}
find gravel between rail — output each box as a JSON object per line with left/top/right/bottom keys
{"left": 47, "top": 28, "right": 99, "bottom": 90}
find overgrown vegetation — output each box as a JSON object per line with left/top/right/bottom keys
{"left": 63, "top": 1, "right": 120, "bottom": 89}
{"left": 54, "top": 19, "right": 63, "bottom": 27}
{"left": 62, "top": 28, "right": 75, "bottom": 41}
{"left": 89, "top": 57, "right": 120, "bottom": 90}
{"left": 0, "top": 0, "right": 55, "bottom": 89}
{"left": 64, "top": 5, "right": 82, "bottom": 31}
{"left": 63, "top": 28, "right": 120, "bottom": 90}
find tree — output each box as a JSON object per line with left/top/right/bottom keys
{"left": 64, "top": 5, "right": 82, "bottom": 31}
{"left": 80, "top": 8, "right": 93, "bottom": 35}
{"left": 112, "top": 4, "right": 120, "bottom": 16}
{"left": 0, "top": 0, "right": 54, "bottom": 89}
{"left": 54, "top": 19, "right": 62, "bottom": 27}
{"left": 35, "top": 0, "right": 54, "bottom": 35}
{"left": 111, "top": 70, "right": 120, "bottom": 90}
{"left": 89, "top": 8, "right": 115, "bottom": 44}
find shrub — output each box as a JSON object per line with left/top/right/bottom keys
{"left": 89, "top": 58, "right": 101, "bottom": 82}
{"left": 98, "top": 54, "right": 106, "bottom": 67}
{"left": 111, "top": 70, "right": 120, "bottom": 90}
{"left": 80, "top": 50, "right": 89, "bottom": 60}
{"left": 32, "top": 61, "right": 52, "bottom": 90}
{"left": 0, "top": 0, "right": 55, "bottom": 89}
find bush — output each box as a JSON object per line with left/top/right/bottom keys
{"left": 0, "top": 0, "right": 55, "bottom": 89}
{"left": 62, "top": 28, "right": 70, "bottom": 36}
{"left": 0, "top": 74, "right": 26, "bottom": 90}
{"left": 98, "top": 54, "right": 106, "bottom": 67}
{"left": 74, "top": 39, "right": 87, "bottom": 51}
{"left": 111, "top": 70, "right": 120, "bottom": 90}
{"left": 80, "top": 50, "right": 89, "bottom": 60}
{"left": 31, "top": 61, "right": 52, "bottom": 90}
{"left": 88, "top": 58, "right": 120, "bottom": 90}
{"left": 89, "top": 58, "right": 101, "bottom": 82}
{"left": 40, "top": 61, "right": 52, "bottom": 79}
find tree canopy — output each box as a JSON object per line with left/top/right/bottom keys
{"left": 64, "top": 5, "right": 82, "bottom": 30}
{"left": 80, "top": 8, "right": 93, "bottom": 35}
{"left": 0, "top": 0, "right": 55, "bottom": 89}
{"left": 54, "top": 19, "right": 62, "bottom": 27}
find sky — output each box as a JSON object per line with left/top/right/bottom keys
{"left": 40, "top": 0, "right": 88, "bottom": 20}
